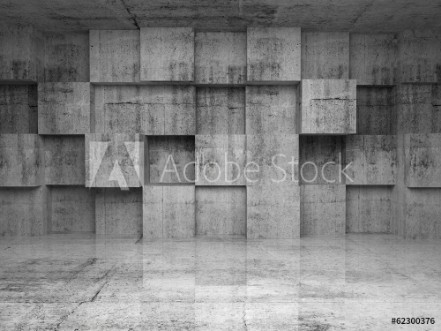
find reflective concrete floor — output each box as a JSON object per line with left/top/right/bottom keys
{"left": 0, "top": 234, "right": 440, "bottom": 330}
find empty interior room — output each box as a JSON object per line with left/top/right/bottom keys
{"left": 1, "top": 0, "right": 441, "bottom": 330}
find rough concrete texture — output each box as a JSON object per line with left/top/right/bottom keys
{"left": 246, "top": 86, "right": 298, "bottom": 135}
{"left": 38, "top": 82, "right": 90, "bottom": 135}
{"left": 196, "top": 186, "right": 246, "bottom": 237}
{"left": 0, "top": 85, "right": 38, "bottom": 134}
{"left": 247, "top": 27, "right": 301, "bottom": 82}
{"left": 302, "top": 32, "right": 349, "bottom": 79}
{"left": 301, "top": 79, "right": 356, "bottom": 134}
{"left": 0, "top": 134, "right": 42, "bottom": 186}
{"left": 140, "top": 27, "right": 194, "bottom": 82}
{"left": 196, "top": 87, "right": 245, "bottom": 134}
{"left": 405, "top": 134, "right": 441, "bottom": 187}
{"left": 95, "top": 188, "right": 142, "bottom": 238}
{"left": 43, "top": 136, "right": 85, "bottom": 185}
{"left": 195, "top": 32, "right": 246, "bottom": 84}
{"left": 0, "top": 24, "right": 43, "bottom": 82}
{"left": 398, "top": 30, "right": 441, "bottom": 83}
{"left": 92, "top": 85, "right": 196, "bottom": 135}
{"left": 247, "top": 182, "right": 300, "bottom": 239}
{"left": 148, "top": 136, "right": 195, "bottom": 184}
{"left": 89, "top": 30, "right": 140, "bottom": 83}
{"left": 43, "top": 31, "right": 89, "bottom": 82}
{"left": 300, "top": 136, "right": 345, "bottom": 185}
{"left": 85, "top": 134, "right": 144, "bottom": 188}
{"left": 196, "top": 135, "right": 246, "bottom": 186}
{"left": 357, "top": 87, "right": 395, "bottom": 135}
{"left": 346, "top": 186, "right": 393, "bottom": 233}
{"left": 350, "top": 34, "right": 397, "bottom": 85}
{"left": 346, "top": 135, "right": 397, "bottom": 185}
{"left": 143, "top": 185, "right": 195, "bottom": 239}
{"left": 48, "top": 186, "right": 94, "bottom": 233}
{"left": 301, "top": 185, "right": 346, "bottom": 236}
{"left": 0, "top": 187, "right": 47, "bottom": 236}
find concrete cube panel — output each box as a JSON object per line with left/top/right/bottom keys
{"left": 43, "top": 136, "right": 85, "bottom": 185}
{"left": 398, "top": 30, "right": 441, "bottom": 83}
{"left": 405, "top": 134, "right": 441, "bottom": 187}
{"left": 346, "top": 186, "right": 393, "bottom": 233}
{"left": 141, "top": 27, "right": 194, "bottom": 82}
{"left": 85, "top": 133, "right": 144, "bottom": 188}
{"left": 357, "top": 87, "right": 395, "bottom": 135}
{"left": 300, "top": 136, "right": 345, "bottom": 185}
{"left": 0, "top": 187, "right": 47, "bottom": 236}
{"left": 38, "top": 82, "right": 90, "bottom": 135}
{"left": 93, "top": 85, "right": 195, "bottom": 135}
{"left": 301, "top": 185, "right": 346, "bottom": 236}
{"left": 246, "top": 86, "right": 298, "bottom": 135}
{"left": 90, "top": 30, "right": 140, "bottom": 83}
{"left": 195, "top": 32, "right": 246, "bottom": 84}
{"left": 350, "top": 34, "right": 397, "bottom": 85}
{"left": 196, "top": 135, "right": 246, "bottom": 186}
{"left": 48, "top": 186, "right": 94, "bottom": 233}
{"left": 0, "top": 25, "right": 43, "bottom": 82}
{"left": 143, "top": 185, "right": 195, "bottom": 239}
{"left": 302, "top": 32, "right": 349, "bottom": 79}
{"left": 300, "top": 79, "right": 356, "bottom": 134}
{"left": 96, "top": 188, "right": 142, "bottom": 238}
{"left": 247, "top": 27, "right": 301, "bottom": 83}
{"left": 148, "top": 136, "right": 195, "bottom": 184}
{"left": 196, "top": 187, "right": 246, "bottom": 237}
{"left": 247, "top": 183, "right": 300, "bottom": 239}
{"left": 196, "top": 87, "right": 245, "bottom": 134}
{"left": 0, "top": 85, "right": 37, "bottom": 134}
{"left": 0, "top": 134, "right": 42, "bottom": 186}
{"left": 346, "top": 135, "right": 397, "bottom": 185}
{"left": 43, "top": 32, "right": 89, "bottom": 82}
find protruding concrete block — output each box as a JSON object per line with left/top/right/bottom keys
{"left": 247, "top": 183, "right": 300, "bottom": 239}
{"left": 0, "top": 187, "right": 47, "bottom": 236}
{"left": 196, "top": 135, "right": 246, "bottom": 186}
{"left": 38, "top": 82, "right": 90, "bottom": 135}
{"left": 85, "top": 134, "right": 144, "bottom": 188}
{"left": 302, "top": 32, "right": 349, "bottom": 79}
{"left": 92, "top": 85, "right": 196, "bottom": 135}
{"left": 300, "top": 136, "right": 345, "bottom": 185}
{"left": 196, "top": 186, "right": 246, "bottom": 237}
{"left": 96, "top": 188, "right": 142, "bottom": 238}
{"left": 0, "top": 85, "right": 37, "bottom": 133}
{"left": 196, "top": 87, "right": 245, "bottom": 134}
{"left": 141, "top": 27, "right": 194, "bottom": 82}
{"left": 43, "top": 32, "right": 89, "bottom": 82}
{"left": 90, "top": 30, "right": 140, "bottom": 83}
{"left": 350, "top": 34, "right": 397, "bottom": 85}
{"left": 143, "top": 185, "right": 195, "bottom": 239}
{"left": 195, "top": 32, "right": 246, "bottom": 84}
{"left": 0, "top": 25, "right": 43, "bottom": 82}
{"left": 346, "top": 186, "right": 393, "bottom": 233}
{"left": 300, "top": 79, "right": 356, "bottom": 134}
{"left": 0, "top": 134, "right": 42, "bottom": 186}
{"left": 246, "top": 86, "right": 298, "bottom": 135}
{"left": 48, "top": 187, "right": 94, "bottom": 233}
{"left": 405, "top": 134, "right": 441, "bottom": 187}
{"left": 346, "top": 135, "right": 397, "bottom": 185}
{"left": 43, "top": 136, "right": 85, "bottom": 185}
{"left": 247, "top": 27, "right": 301, "bottom": 83}
{"left": 148, "top": 136, "right": 195, "bottom": 184}
{"left": 301, "top": 185, "right": 345, "bottom": 236}
{"left": 398, "top": 30, "right": 441, "bottom": 83}
{"left": 357, "top": 87, "right": 395, "bottom": 135}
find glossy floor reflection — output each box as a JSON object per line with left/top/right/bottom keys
{"left": 0, "top": 234, "right": 441, "bottom": 330}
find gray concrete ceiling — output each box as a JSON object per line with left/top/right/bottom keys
{"left": 1, "top": 0, "right": 441, "bottom": 32}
